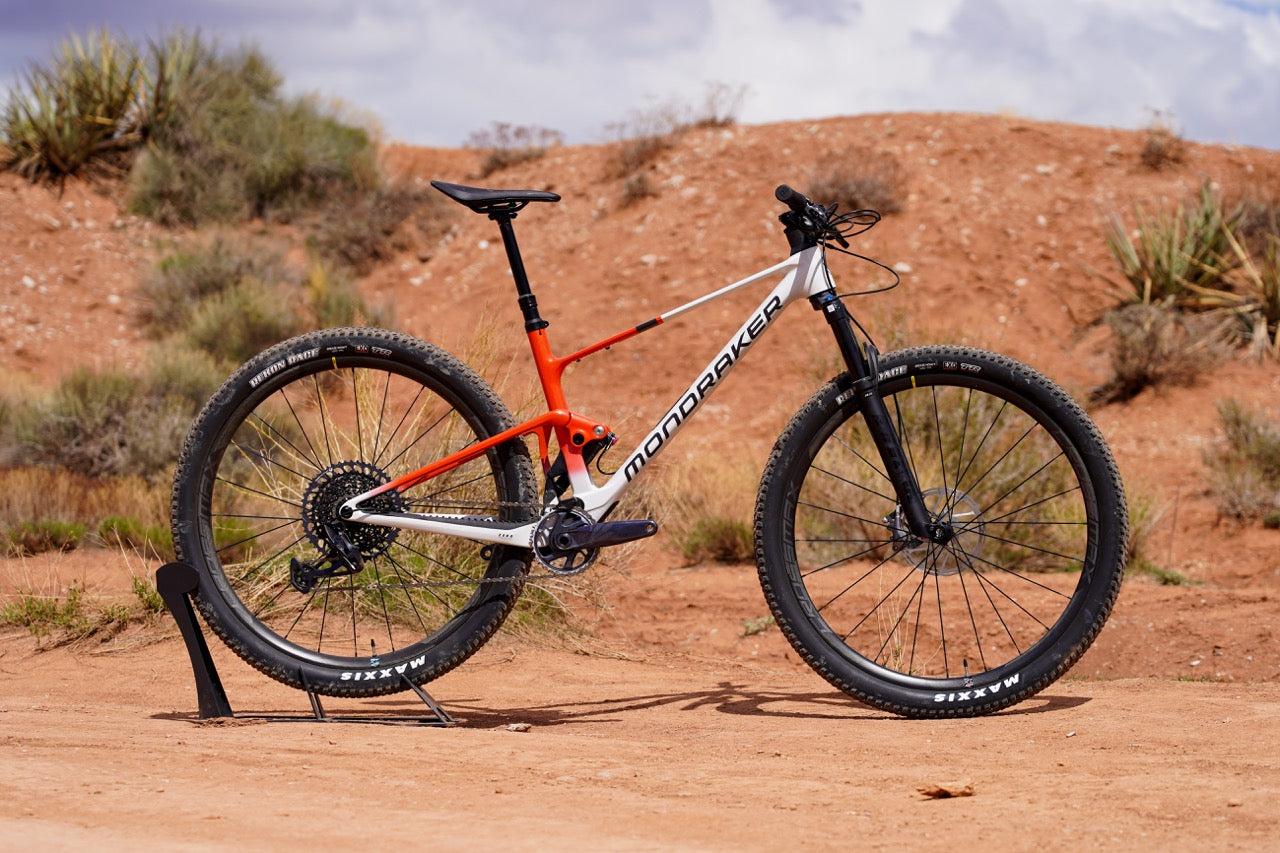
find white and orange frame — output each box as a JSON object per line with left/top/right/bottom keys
{"left": 341, "top": 244, "right": 832, "bottom": 548}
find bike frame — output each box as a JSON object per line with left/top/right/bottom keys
{"left": 340, "top": 246, "right": 832, "bottom": 547}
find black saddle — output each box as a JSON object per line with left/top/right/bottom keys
{"left": 430, "top": 180, "right": 560, "bottom": 215}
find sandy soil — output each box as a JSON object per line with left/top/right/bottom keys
{"left": 1, "top": 566, "right": 1277, "bottom": 851}
{"left": 3, "top": 112, "right": 1280, "bottom": 848}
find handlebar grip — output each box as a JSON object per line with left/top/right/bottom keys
{"left": 775, "top": 184, "right": 811, "bottom": 213}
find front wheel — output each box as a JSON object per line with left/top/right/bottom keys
{"left": 755, "top": 346, "right": 1128, "bottom": 717}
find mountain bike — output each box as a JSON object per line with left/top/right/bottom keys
{"left": 170, "top": 180, "right": 1129, "bottom": 718}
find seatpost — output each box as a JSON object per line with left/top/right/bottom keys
{"left": 491, "top": 212, "right": 548, "bottom": 332}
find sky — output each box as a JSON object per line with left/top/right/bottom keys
{"left": 2, "top": 0, "right": 1279, "bottom": 151}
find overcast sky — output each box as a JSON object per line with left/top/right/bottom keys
{"left": 3, "top": 0, "right": 1279, "bottom": 151}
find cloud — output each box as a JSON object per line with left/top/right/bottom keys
{"left": 1, "top": 0, "right": 1278, "bottom": 149}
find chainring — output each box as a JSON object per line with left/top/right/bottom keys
{"left": 532, "top": 507, "right": 598, "bottom": 575}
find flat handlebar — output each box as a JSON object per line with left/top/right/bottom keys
{"left": 775, "top": 184, "right": 849, "bottom": 249}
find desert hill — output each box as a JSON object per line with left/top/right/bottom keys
{"left": 2, "top": 111, "right": 1279, "bottom": 681}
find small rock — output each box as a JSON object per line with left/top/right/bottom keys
{"left": 504, "top": 722, "right": 532, "bottom": 732}
{"left": 917, "top": 781, "right": 974, "bottom": 799}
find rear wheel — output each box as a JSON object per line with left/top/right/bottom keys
{"left": 171, "top": 328, "right": 537, "bottom": 696}
{"left": 755, "top": 346, "right": 1128, "bottom": 717}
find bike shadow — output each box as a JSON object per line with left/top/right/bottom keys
{"left": 386, "top": 683, "right": 1092, "bottom": 728}
{"left": 152, "top": 684, "right": 1089, "bottom": 727}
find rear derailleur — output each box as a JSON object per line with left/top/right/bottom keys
{"left": 290, "top": 522, "right": 365, "bottom": 593}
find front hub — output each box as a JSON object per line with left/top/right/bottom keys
{"left": 887, "top": 487, "right": 985, "bottom": 576}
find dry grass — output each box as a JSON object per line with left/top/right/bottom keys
{"left": 1205, "top": 399, "right": 1280, "bottom": 521}
{"left": 0, "top": 467, "right": 168, "bottom": 552}
{"left": 1139, "top": 112, "right": 1186, "bottom": 171}
{"left": 807, "top": 147, "right": 907, "bottom": 214}
{"left": 621, "top": 456, "right": 759, "bottom": 565}
{"left": 1093, "top": 303, "right": 1229, "bottom": 403}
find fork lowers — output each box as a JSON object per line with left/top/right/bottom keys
{"left": 812, "top": 290, "right": 937, "bottom": 540}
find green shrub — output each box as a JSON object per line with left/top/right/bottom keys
{"left": 185, "top": 279, "right": 303, "bottom": 365}
{"left": 1, "top": 582, "right": 88, "bottom": 638}
{"left": 5, "top": 519, "right": 87, "bottom": 556}
{"left": 1206, "top": 399, "right": 1280, "bottom": 520}
{"left": 681, "top": 517, "right": 754, "bottom": 564}
{"left": 131, "top": 574, "right": 167, "bottom": 616}
{"left": 99, "top": 515, "right": 174, "bottom": 559}
{"left": 3, "top": 354, "right": 211, "bottom": 481}
{"left": 140, "top": 234, "right": 285, "bottom": 330}
{"left": 130, "top": 44, "right": 379, "bottom": 226}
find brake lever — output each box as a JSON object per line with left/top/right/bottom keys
{"left": 811, "top": 202, "right": 850, "bottom": 249}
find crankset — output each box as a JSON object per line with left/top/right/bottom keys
{"left": 532, "top": 506, "right": 658, "bottom": 575}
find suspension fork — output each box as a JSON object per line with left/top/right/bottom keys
{"left": 811, "top": 292, "right": 951, "bottom": 544}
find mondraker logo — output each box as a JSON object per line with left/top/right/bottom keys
{"left": 624, "top": 295, "right": 783, "bottom": 480}
{"left": 933, "top": 673, "right": 1020, "bottom": 703}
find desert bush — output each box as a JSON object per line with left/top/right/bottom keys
{"left": 130, "top": 44, "right": 378, "bottom": 226}
{"left": 2, "top": 358, "right": 209, "bottom": 481}
{"left": 1105, "top": 182, "right": 1240, "bottom": 306}
{"left": 624, "top": 457, "right": 758, "bottom": 565}
{"left": 606, "top": 81, "right": 747, "bottom": 184}
{"left": 309, "top": 183, "right": 455, "bottom": 275}
{"left": 618, "top": 173, "right": 659, "bottom": 208}
{"left": 143, "top": 235, "right": 379, "bottom": 362}
{"left": 1205, "top": 399, "right": 1280, "bottom": 520}
{"left": 467, "top": 122, "right": 563, "bottom": 178}
{"left": 1139, "top": 111, "right": 1186, "bottom": 171}
{"left": 1092, "top": 303, "right": 1227, "bottom": 403}
{"left": 185, "top": 279, "right": 303, "bottom": 365}
{"left": 140, "top": 233, "right": 285, "bottom": 330}
{"left": 807, "top": 147, "right": 906, "bottom": 214}
{"left": 681, "top": 517, "right": 753, "bottom": 564}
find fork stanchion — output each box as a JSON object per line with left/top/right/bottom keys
{"left": 155, "top": 561, "right": 455, "bottom": 726}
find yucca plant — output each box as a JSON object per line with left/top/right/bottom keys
{"left": 1222, "top": 228, "right": 1280, "bottom": 358}
{"left": 2, "top": 29, "right": 143, "bottom": 180}
{"left": 1105, "top": 182, "right": 1240, "bottom": 306}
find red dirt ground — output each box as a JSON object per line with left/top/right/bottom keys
{"left": 2, "top": 112, "right": 1279, "bottom": 848}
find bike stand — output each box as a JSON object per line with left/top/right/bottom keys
{"left": 155, "top": 561, "right": 455, "bottom": 727}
